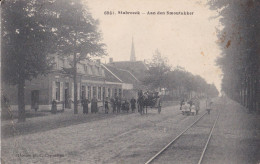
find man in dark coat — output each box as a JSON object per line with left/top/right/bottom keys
{"left": 116, "top": 97, "right": 121, "bottom": 113}
{"left": 82, "top": 98, "right": 90, "bottom": 114}
{"left": 91, "top": 96, "right": 98, "bottom": 113}
{"left": 51, "top": 99, "right": 57, "bottom": 114}
{"left": 105, "top": 97, "right": 109, "bottom": 114}
{"left": 125, "top": 100, "right": 130, "bottom": 113}
{"left": 130, "top": 97, "right": 136, "bottom": 112}
{"left": 110, "top": 97, "right": 116, "bottom": 113}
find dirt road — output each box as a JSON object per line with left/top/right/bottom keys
{"left": 1, "top": 98, "right": 259, "bottom": 164}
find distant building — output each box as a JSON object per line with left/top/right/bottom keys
{"left": 108, "top": 60, "right": 148, "bottom": 81}
{"left": 2, "top": 38, "right": 149, "bottom": 111}
{"left": 108, "top": 38, "right": 148, "bottom": 81}
{"left": 102, "top": 64, "right": 139, "bottom": 99}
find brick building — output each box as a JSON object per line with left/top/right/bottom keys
{"left": 2, "top": 54, "right": 139, "bottom": 111}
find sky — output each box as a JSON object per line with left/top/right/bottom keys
{"left": 84, "top": 0, "right": 223, "bottom": 91}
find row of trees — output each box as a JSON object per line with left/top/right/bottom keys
{"left": 208, "top": 0, "right": 259, "bottom": 112}
{"left": 143, "top": 50, "right": 219, "bottom": 99}
{"left": 2, "top": 0, "right": 105, "bottom": 121}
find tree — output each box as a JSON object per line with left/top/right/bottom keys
{"left": 209, "top": 0, "right": 260, "bottom": 112}
{"left": 206, "top": 84, "right": 219, "bottom": 98}
{"left": 1, "top": 0, "right": 56, "bottom": 122}
{"left": 45, "top": 0, "right": 106, "bottom": 114}
{"left": 165, "top": 67, "right": 216, "bottom": 99}
{"left": 143, "top": 49, "right": 171, "bottom": 91}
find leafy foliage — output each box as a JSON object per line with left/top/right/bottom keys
{"left": 41, "top": 0, "right": 106, "bottom": 114}
{"left": 1, "top": 0, "right": 58, "bottom": 121}
{"left": 1, "top": 0, "right": 106, "bottom": 119}
{"left": 143, "top": 50, "right": 219, "bottom": 98}
{"left": 142, "top": 49, "right": 171, "bottom": 89}
{"left": 46, "top": 0, "right": 106, "bottom": 60}
{"left": 166, "top": 68, "right": 219, "bottom": 98}
{"left": 2, "top": 0, "right": 55, "bottom": 85}
{"left": 209, "top": 0, "right": 259, "bottom": 111}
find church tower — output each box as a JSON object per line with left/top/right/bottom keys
{"left": 130, "top": 37, "right": 136, "bottom": 61}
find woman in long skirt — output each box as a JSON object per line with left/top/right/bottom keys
{"left": 82, "top": 98, "right": 89, "bottom": 114}
{"left": 91, "top": 96, "right": 98, "bottom": 113}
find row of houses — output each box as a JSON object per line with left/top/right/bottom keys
{"left": 2, "top": 55, "right": 148, "bottom": 111}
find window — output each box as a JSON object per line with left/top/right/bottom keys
{"left": 114, "top": 88, "right": 117, "bottom": 97}
{"left": 64, "top": 83, "right": 69, "bottom": 108}
{"left": 55, "top": 82, "right": 60, "bottom": 101}
{"left": 98, "top": 87, "right": 101, "bottom": 100}
{"left": 119, "top": 89, "right": 122, "bottom": 98}
{"left": 102, "top": 87, "right": 105, "bottom": 100}
{"left": 31, "top": 90, "right": 39, "bottom": 108}
{"left": 108, "top": 88, "right": 111, "bottom": 98}
{"left": 88, "top": 86, "right": 91, "bottom": 100}
{"left": 93, "top": 86, "right": 97, "bottom": 98}
{"left": 81, "top": 86, "right": 86, "bottom": 99}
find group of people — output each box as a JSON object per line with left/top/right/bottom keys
{"left": 51, "top": 96, "right": 138, "bottom": 114}
{"left": 80, "top": 96, "right": 138, "bottom": 114}
{"left": 108, "top": 97, "right": 137, "bottom": 114}
{"left": 180, "top": 97, "right": 214, "bottom": 115}
{"left": 81, "top": 96, "right": 99, "bottom": 114}
{"left": 180, "top": 98, "right": 200, "bottom": 115}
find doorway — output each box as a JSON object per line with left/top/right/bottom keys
{"left": 64, "top": 83, "right": 70, "bottom": 108}
{"left": 31, "top": 90, "right": 39, "bottom": 109}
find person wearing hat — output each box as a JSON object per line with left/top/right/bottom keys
{"left": 130, "top": 97, "right": 136, "bottom": 112}
{"left": 104, "top": 97, "right": 109, "bottom": 114}
{"left": 82, "top": 98, "right": 90, "bottom": 114}
{"left": 91, "top": 96, "right": 98, "bottom": 113}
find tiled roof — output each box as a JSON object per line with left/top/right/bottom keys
{"left": 81, "top": 75, "right": 105, "bottom": 82}
{"left": 102, "top": 65, "right": 122, "bottom": 83}
{"left": 103, "top": 64, "right": 139, "bottom": 84}
{"left": 107, "top": 61, "right": 148, "bottom": 80}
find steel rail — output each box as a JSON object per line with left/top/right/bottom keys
{"left": 144, "top": 112, "right": 207, "bottom": 164}
{"left": 197, "top": 112, "right": 220, "bottom": 164}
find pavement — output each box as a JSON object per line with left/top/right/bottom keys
{"left": 1, "top": 101, "right": 178, "bottom": 138}
{"left": 1, "top": 98, "right": 259, "bottom": 164}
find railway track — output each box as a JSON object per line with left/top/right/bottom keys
{"left": 93, "top": 111, "right": 185, "bottom": 148}
{"left": 145, "top": 110, "right": 220, "bottom": 164}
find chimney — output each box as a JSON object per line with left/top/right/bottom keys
{"left": 109, "top": 58, "right": 113, "bottom": 63}
{"left": 96, "top": 59, "right": 101, "bottom": 64}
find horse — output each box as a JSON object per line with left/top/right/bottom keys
{"left": 139, "top": 93, "right": 160, "bottom": 114}
{"left": 143, "top": 94, "right": 154, "bottom": 114}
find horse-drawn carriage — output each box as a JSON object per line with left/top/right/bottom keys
{"left": 137, "top": 90, "right": 162, "bottom": 114}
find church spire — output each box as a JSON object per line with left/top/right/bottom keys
{"left": 130, "top": 37, "right": 136, "bottom": 61}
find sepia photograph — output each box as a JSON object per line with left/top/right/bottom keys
{"left": 1, "top": 0, "right": 259, "bottom": 163}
